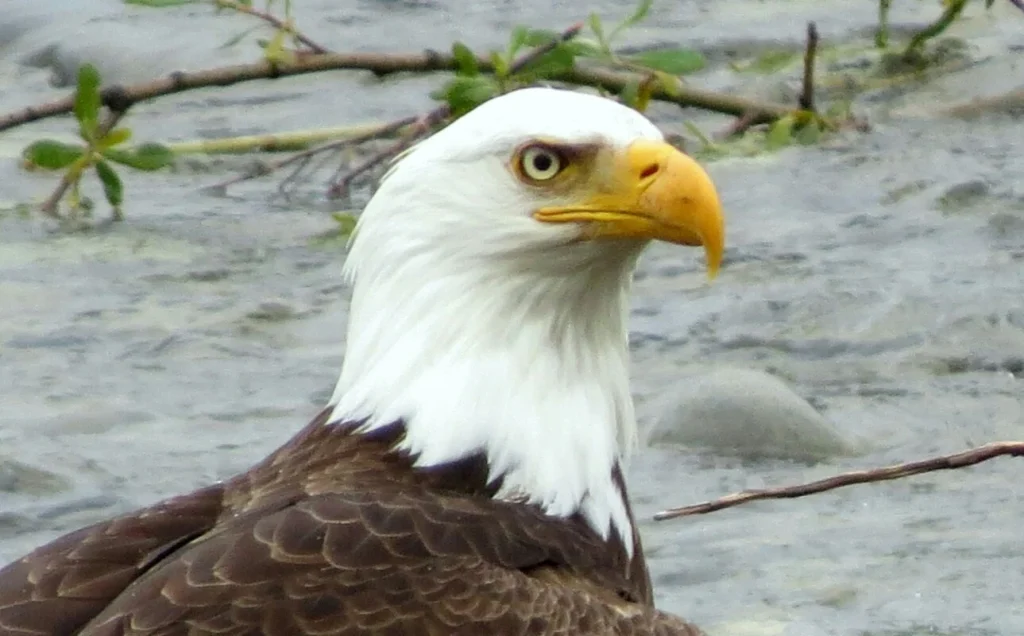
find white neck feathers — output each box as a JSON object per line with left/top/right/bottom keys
{"left": 325, "top": 102, "right": 653, "bottom": 555}
{"left": 328, "top": 251, "right": 644, "bottom": 554}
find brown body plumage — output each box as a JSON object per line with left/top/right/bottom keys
{"left": 0, "top": 408, "right": 702, "bottom": 635}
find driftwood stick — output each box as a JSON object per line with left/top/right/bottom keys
{"left": 716, "top": 109, "right": 760, "bottom": 140}
{"left": 326, "top": 112, "right": 439, "bottom": 199}
{"left": 0, "top": 53, "right": 792, "bottom": 134}
{"left": 799, "top": 22, "right": 819, "bottom": 111}
{"left": 208, "top": 116, "right": 417, "bottom": 192}
{"left": 655, "top": 441, "right": 1024, "bottom": 521}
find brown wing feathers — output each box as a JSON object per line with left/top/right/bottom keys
{"left": 0, "top": 483, "right": 225, "bottom": 635}
{"left": 0, "top": 414, "right": 702, "bottom": 635}
{"left": 75, "top": 491, "right": 701, "bottom": 635}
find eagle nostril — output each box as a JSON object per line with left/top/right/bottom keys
{"left": 639, "top": 163, "right": 659, "bottom": 180}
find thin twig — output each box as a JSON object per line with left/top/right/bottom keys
{"left": 325, "top": 21, "right": 587, "bottom": 200}
{"left": 0, "top": 51, "right": 792, "bottom": 134}
{"left": 799, "top": 22, "right": 819, "bottom": 111}
{"left": 654, "top": 441, "right": 1024, "bottom": 521}
{"left": 38, "top": 110, "right": 126, "bottom": 218}
{"left": 326, "top": 112, "right": 441, "bottom": 199}
{"left": 508, "top": 22, "right": 584, "bottom": 74}
{"left": 215, "top": 0, "right": 330, "bottom": 54}
{"left": 716, "top": 109, "right": 759, "bottom": 140}
{"left": 903, "top": 0, "right": 968, "bottom": 59}
{"left": 876, "top": 0, "right": 892, "bottom": 48}
{"left": 206, "top": 116, "right": 416, "bottom": 192}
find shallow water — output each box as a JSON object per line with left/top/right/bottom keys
{"left": 1, "top": 1, "right": 1023, "bottom": 634}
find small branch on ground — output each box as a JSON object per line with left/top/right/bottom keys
{"left": 654, "top": 441, "right": 1024, "bottom": 521}
{"left": 903, "top": 0, "right": 968, "bottom": 59}
{"left": 326, "top": 112, "right": 442, "bottom": 199}
{"left": 206, "top": 116, "right": 417, "bottom": 193}
{"left": 876, "top": 0, "right": 892, "bottom": 48}
{"left": 799, "top": 22, "right": 819, "bottom": 111}
{"left": 0, "top": 51, "right": 791, "bottom": 135}
{"left": 716, "top": 109, "right": 759, "bottom": 140}
{"left": 215, "top": 0, "right": 330, "bottom": 54}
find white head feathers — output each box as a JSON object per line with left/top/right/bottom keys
{"left": 327, "top": 88, "right": 714, "bottom": 555}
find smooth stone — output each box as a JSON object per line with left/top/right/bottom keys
{"left": 3, "top": 0, "right": 252, "bottom": 87}
{"left": 0, "top": 457, "right": 72, "bottom": 496}
{"left": 647, "top": 367, "right": 862, "bottom": 462}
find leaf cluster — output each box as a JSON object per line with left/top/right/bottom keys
{"left": 433, "top": 0, "right": 706, "bottom": 116}
{"left": 21, "top": 64, "right": 174, "bottom": 220}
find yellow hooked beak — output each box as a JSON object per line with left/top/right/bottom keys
{"left": 532, "top": 140, "right": 725, "bottom": 279}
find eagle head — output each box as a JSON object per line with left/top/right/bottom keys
{"left": 329, "top": 87, "right": 725, "bottom": 554}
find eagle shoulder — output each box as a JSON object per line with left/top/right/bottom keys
{"left": 71, "top": 486, "right": 699, "bottom": 635}
{"left": 0, "top": 482, "right": 225, "bottom": 636}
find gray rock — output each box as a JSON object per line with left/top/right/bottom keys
{"left": 3, "top": 0, "right": 252, "bottom": 87}
{"left": 647, "top": 367, "right": 863, "bottom": 462}
{"left": 0, "top": 457, "right": 71, "bottom": 496}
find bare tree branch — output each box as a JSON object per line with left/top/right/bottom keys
{"left": 799, "top": 22, "right": 819, "bottom": 112}
{"left": 206, "top": 116, "right": 417, "bottom": 193}
{"left": 215, "top": 0, "right": 330, "bottom": 54}
{"left": 655, "top": 441, "right": 1024, "bottom": 521}
{"left": 0, "top": 52, "right": 792, "bottom": 134}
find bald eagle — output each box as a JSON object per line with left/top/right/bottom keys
{"left": 0, "top": 87, "right": 725, "bottom": 635}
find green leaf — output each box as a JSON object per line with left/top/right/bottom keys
{"left": 95, "top": 159, "right": 124, "bottom": 209}
{"left": 98, "top": 127, "right": 132, "bottom": 149}
{"left": 618, "top": 78, "right": 641, "bottom": 110}
{"left": 765, "top": 114, "right": 796, "bottom": 150}
{"left": 506, "top": 25, "right": 530, "bottom": 60}
{"left": 522, "top": 28, "right": 560, "bottom": 47}
{"left": 651, "top": 70, "right": 681, "bottom": 96}
{"left": 628, "top": 48, "right": 705, "bottom": 75}
{"left": 732, "top": 50, "right": 799, "bottom": 75}
{"left": 21, "top": 140, "right": 85, "bottom": 170}
{"left": 565, "top": 38, "right": 606, "bottom": 59}
{"left": 451, "top": 42, "right": 479, "bottom": 76}
{"left": 489, "top": 51, "right": 509, "bottom": 79}
{"left": 123, "top": 0, "right": 200, "bottom": 6}
{"left": 609, "top": 0, "right": 653, "bottom": 41}
{"left": 263, "top": 28, "right": 295, "bottom": 64}
{"left": 623, "top": 0, "right": 653, "bottom": 28}
{"left": 432, "top": 76, "right": 501, "bottom": 117}
{"left": 619, "top": 75, "right": 656, "bottom": 113}
{"left": 515, "top": 45, "right": 576, "bottom": 79}
{"left": 103, "top": 142, "right": 175, "bottom": 171}
{"left": 588, "top": 12, "right": 608, "bottom": 51}
{"left": 331, "top": 211, "right": 358, "bottom": 237}
{"left": 74, "top": 64, "right": 102, "bottom": 141}
{"left": 795, "top": 120, "right": 822, "bottom": 145}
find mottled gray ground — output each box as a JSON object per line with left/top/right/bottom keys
{"left": 1, "top": 1, "right": 1023, "bottom": 635}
